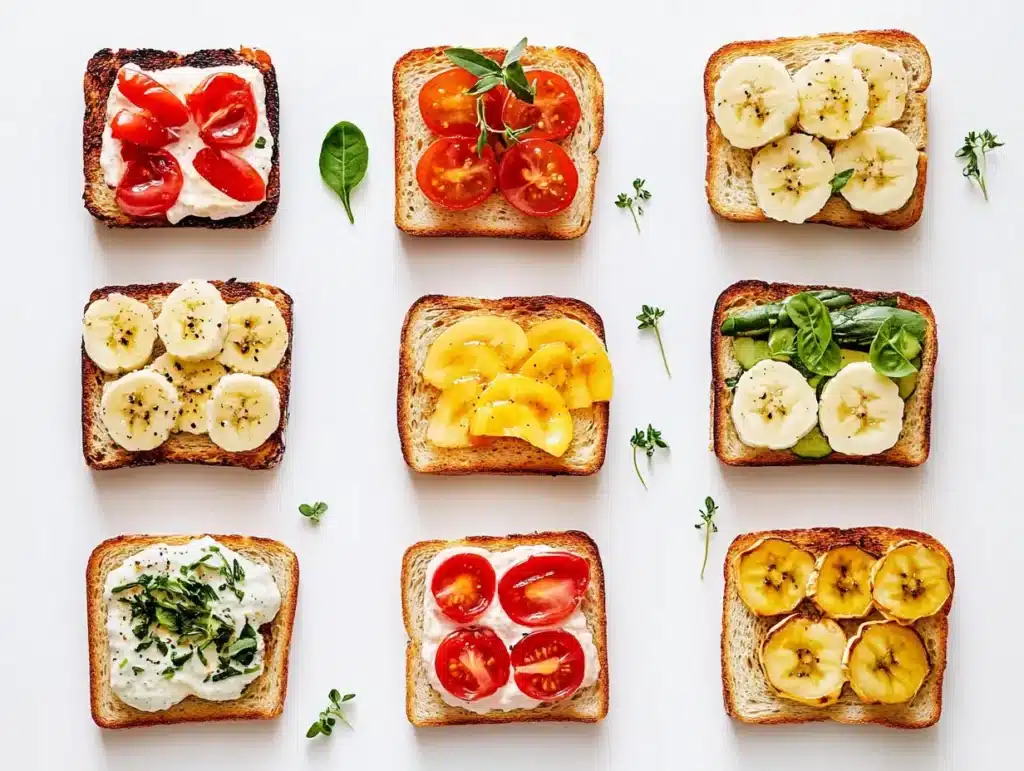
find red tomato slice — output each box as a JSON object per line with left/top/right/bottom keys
{"left": 115, "top": 148, "right": 183, "bottom": 217}
{"left": 416, "top": 137, "right": 498, "bottom": 211}
{"left": 418, "top": 69, "right": 505, "bottom": 136}
{"left": 110, "top": 109, "right": 177, "bottom": 149}
{"left": 431, "top": 552, "right": 496, "bottom": 623}
{"left": 497, "top": 140, "right": 579, "bottom": 217}
{"left": 117, "top": 68, "right": 190, "bottom": 127}
{"left": 502, "top": 70, "right": 581, "bottom": 141}
{"left": 187, "top": 72, "right": 258, "bottom": 149}
{"left": 498, "top": 552, "right": 589, "bottom": 626}
{"left": 434, "top": 627, "right": 510, "bottom": 702}
{"left": 193, "top": 148, "right": 266, "bottom": 202}
{"left": 511, "top": 630, "right": 586, "bottom": 702}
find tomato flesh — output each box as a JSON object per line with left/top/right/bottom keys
{"left": 416, "top": 137, "right": 497, "bottom": 211}
{"left": 110, "top": 109, "right": 177, "bottom": 149}
{"left": 193, "top": 148, "right": 266, "bottom": 202}
{"left": 498, "top": 552, "right": 589, "bottom": 626}
{"left": 497, "top": 140, "right": 579, "bottom": 217}
{"left": 418, "top": 69, "right": 505, "bottom": 136}
{"left": 431, "top": 552, "right": 496, "bottom": 623}
{"left": 502, "top": 70, "right": 581, "bottom": 141}
{"left": 511, "top": 630, "right": 586, "bottom": 702}
{"left": 187, "top": 72, "right": 258, "bottom": 149}
{"left": 434, "top": 627, "right": 510, "bottom": 702}
{"left": 117, "top": 68, "right": 189, "bottom": 127}
{"left": 115, "top": 148, "right": 183, "bottom": 217}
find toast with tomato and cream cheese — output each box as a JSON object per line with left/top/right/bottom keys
{"left": 393, "top": 45, "right": 603, "bottom": 239}
{"left": 84, "top": 47, "right": 280, "bottom": 228}
{"left": 87, "top": 534, "right": 298, "bottom": 729}
{"left": 402, "top": 530, "right": 609, "bottom": 726}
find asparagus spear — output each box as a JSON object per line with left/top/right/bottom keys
{"left": 719, "top": 291, "right": 854, "bottom": 336}
{"left": 831, "top": 306, "right": 926, "bottom": 347}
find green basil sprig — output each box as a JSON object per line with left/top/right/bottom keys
{"left": 446, "top": 38, "right": 535, "bottom": 103}
{"left": 319, "top": 121, "right": 369, "bottom": 225}
{"left": 869, "top": 317, "right": 921, "bottom": 377}
{"left": 786, "top": 293, "right": 842, "bottom": 376}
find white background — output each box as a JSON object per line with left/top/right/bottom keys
{"left": 1, "top": 1, "right": 1021, "bottom": 768}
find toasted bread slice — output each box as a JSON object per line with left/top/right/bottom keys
{"left": 711, "top": 280, "right": 936, "bottom": 467}
{"left": 83, "top": 48, "right": 280, "bottom": 228}
{"left": 398, "top": 294, "right": 609, "bottom": 475}
{"left": 722, "top": 527, "right": 953, "bottom": 728}
{"left": 82, "top": 280, "right": 292, "bottom": 470}
{"left": 402, "top": 530, "right": 609, "bottom": 726}
{"left": 393, "top": 46, "right": 603, "bottom": 239}
{"left": 704, "top": 29, "right": 930, "bottom": 230}
{"left": 87, "top": 534, "right": 299, "bottom": 729}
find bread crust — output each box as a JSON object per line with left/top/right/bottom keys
{"left": 711, "top": 279, "right": 936, "bottom": 467}
{"left": 401, "top": 530, "right": 608, "bottom": 726}
{"left": 87, "top": 533, "right": 299, "bottom": 729}
{"left": 721, "top": 527, "right": 952, "bottom": 728}
{"left": 81, "top": 280, "right": 292, "bottom": 470}
{"left": 397, "top": 294, "right": 609, "bottom": 475}
{"left": 703, "top": 29, "right": 930, "bottom": 230}
{"left": 83, "top": 48, "right": 280, "bottom": 228}
{"left": 392, "top": 46, "right": 603, "bottom": 239}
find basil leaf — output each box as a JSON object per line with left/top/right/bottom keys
{"left": 307, "top": 723, "right": 323, "bottom": 738}
{"left": 768, "top": 327, "right": 797, "bottom": 358}
{"left": 869, "top": 318, "right": 920, "bottom": 377}
{"left": 171, "top": 651, "right": 193, "bottom": 667}
{"left": 503, "top": 38, "right": 528, "bottom": 67}
{"left": 797, "top": 333, "right": 842, "bottom": 376}
{"left": 830, "top": 169, "right": 854, "bottom": 193}
{"left": 788, "top": 293, "right": 841, "bottom": 376}
{"left": 503, "top": 61, "right": 535, "bottom": 103}
{"left": 319, "top": 121, "right": 369, "bottom": 225}
{"left": 467, "top": 73, "right": 502, "bottom": 96}
{"left": 444, "top": 47, "right": 502, "bottom": 77}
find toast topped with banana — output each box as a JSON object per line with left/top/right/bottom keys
{"left": 82, "top": 279, "right": 292, "bottom": 470}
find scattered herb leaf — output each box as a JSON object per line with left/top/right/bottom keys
{"left": 636, "top": 305, "right": 671, "bottom": 377}
{"left": 956, "top": 130, "right": 1004, "bottom": 200}
{"left": 694, "top": 497, "right": 719, "bottom": 580}
{"left": 629, "top": 425, "right": 668, "bottom": 490}
{"left": 319, "top": 121, "right": 369, "bottom": 224}
{"left": 615, "top": 178, "right": 651, "bottom": 233}
{"left": 307, "top": 690, "right": 356, "bottom": 739}
{"left": 255, "top": 136, "right": 267, "bottom": 149}
{"left": 299, "top": 501, "right": 329, "bottom": 524}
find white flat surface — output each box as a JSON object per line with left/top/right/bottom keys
{"left": 1, "top": 0, "right": 1021, "bottom": 768}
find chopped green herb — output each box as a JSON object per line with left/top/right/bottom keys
{"left": 299, "top": 501, "right": 329, "bottom": 524}
{"left": 307, "top": 690, "right": 356, "bottom": 739}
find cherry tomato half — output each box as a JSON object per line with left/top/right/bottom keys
{"left": 511, "top": 629, "right": 586, "bottom": 702}
{"left": 434, "top": 627, "right": 510, "bottom": 702}
{"left": 115, "top": 148, "right": 183, "bottom": 217}
{"left": 117, "top": 68, "right": 190, "bottom": 127}
{"left": 418, "top": 68, "right": 505, "bottom": 136}
{"left": 431, "top": 552, "right": 496, "bottom": 624}
{"left": 416, "top": 137, "right": 498, "bottom": 211}
{"left": 187, "top": 72, "right": 258, "bottom": 149}
{"left": 498, "top": 552, "right": 589, "bottom": 627}
{"left": 497, "top": 140, "right": 579, "bottom": 217}
{"left": 192, "top": 147, "right": 267, "bottom": 202}
{"left": 501, "top": 70, "right": 581, "bottom": 141}
{"left": 110, "top": 109, "right": 178, "bottom": 149}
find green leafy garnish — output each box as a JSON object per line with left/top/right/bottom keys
{"left": 118, "top": 658, "right": 128, "bottom": 669}
{"left": 307, "top": 689, "right": 355, "bottom": 738}
{"left": 695, "top": 497, "right": 719, "bottom": 580}
{"left": 786, "top": 293, "right": 841, "bottom": 376}
{"left": 299, "top": 501, "right": 328, "bottom": 524}
{"left": 636, "top": 305, "right": 671, "bottom": 377}
{"left": 869, "top": 317, "right": 921, "bottom": 377}
{"left": 724, "top": 375, "right": 740, "bottom": 391}
{"left": 319, "top": 121, "right": 369, "bottom": 224}
{"left": 254, "top": 136, "right": 267, "bottom": 149}
{"left": 830, "top": 169, "right": 854, "bottom": 193}
{"left": 956, "top": 130, "right": 1003, "bottom": 200}
{"left": 629, "top": 425, "right": 668, "bottom": 490}
{"left": 615, "top": 178, "right": 651, "bottom": 233}
{"left": 132, "top": 666, "right": 144, "bottom": 676}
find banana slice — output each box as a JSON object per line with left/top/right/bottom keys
{"left": 83, "top": 293, "right": 157, "bottom": 374}
{"left": 794, "top": 55, "right": 869, "bottom": 140}
{"left": 712, "top": 55, "right": 800, "bottom": 149}
{"left": 423, "top": 316, "right": 528, "bottom": 389}
{"left": 100, "top": 369, "right": 181, "bottom": 452}
{"left": 155, "top": 280, "right": 230, "bottom": 361}
{"left": 844, "top": 620, "right": 930, "bottom": 704}
{"left": 760, "top": 615, "right": 848, "bottom": 707}
{"left": 870, "top": 541, "right": 952, "bottom": 624}
{"left": 807, "top": 545, "right": 878, "bottom": 619}
{"left": 818, "top": 362, "right": 904, "bottom": 456}
{"left": 731, "top": 359, "right": 819, "bottom": 449}
{"left": 838, "top": 44, "right": 909, "bottom": 128}
{"left": 469, "top": 373, "right": 572, "bottom": 457}
{"left": 207, "top": 373, "right": 281, "bottom": 452}
{"left": 831, "top": 127, "right": 919, "bottom": 215}
{"left": 149, "top": 353, "right": 228, "bottom": 434}
{"left": 735, "top": 538, "right": 816, "bottom": 616}
{"left": 216, "top": 297, "right": 289, "bottom": 375}
{"left": 751, "top": 134, "right": 835, "bottom": 224}
{"left": 427, "top": 378, "right": 484, "bottom": 448}
{"left": 524, "top": 318, "right": 613, "bottom": 405}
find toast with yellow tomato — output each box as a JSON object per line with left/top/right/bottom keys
{"left": 398, "top": 295, "right": 612, "bottom": 475}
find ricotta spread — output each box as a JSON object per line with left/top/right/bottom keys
{"left": 104, "top": 536, "right": 281, "bottom": 712}
{"left": 421, "top": 544, "right": 600, "bottom": 714}
{"left": 99, "top": 64, "right": 273, "bottom": 224}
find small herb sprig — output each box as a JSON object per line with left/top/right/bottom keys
{"left": 956, "top": 130, "right": 1004, "bottom": 200}
{"left": 695, "top": 497, "right": 719, "bottom": 580}
{"left": 299, "top": 501, "right": 329, "bottom": 524}
{"left": 629, "top": 425, "right": 668, "bottom": 490}
{"left": 830, "top": 169, "right": 854, "bottom": 193}
{"left": 615, "top": 179, "right": 651, "bottom": 233}
{"left": 307, "top": 689, "right": 355, "bottom": 738}
{"left": 637, "top": 305, "right": 671, "bottom": 378}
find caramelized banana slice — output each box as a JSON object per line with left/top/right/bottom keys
{"left": 760, "top": 614, "right": 848, "bottom": 707}
{"left": 844, "top": 620, "right": 930, "bottom": 704}
{"left": 735, "top": 538, "right": 815, "bottom": 616}
{"left": 870, "top": 541, "right": 952, "bottom": 624}
{"left": 807, "top": 545, "right": 877, "bottom": 619}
